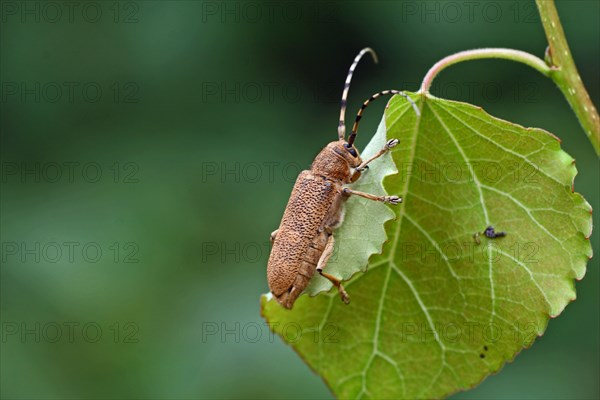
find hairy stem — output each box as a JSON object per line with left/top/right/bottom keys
{"left": 419, "top": 48, "right": 551, "bottom": 94}
{"left": 536, "top": 0, "right": 600, "bottom": 154}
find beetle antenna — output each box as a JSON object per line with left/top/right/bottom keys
{"left": 338, "top": 48, "right": 378, "bottom": 141}
{"left": 347, "top": 91, "right": 420, "bottom": 147}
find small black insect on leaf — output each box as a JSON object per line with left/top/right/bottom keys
{"left": 484, "top": 226, "right": 506, "bottom": 239}
{"left": 474, "top": 226, "right": 507, "bottom": 245}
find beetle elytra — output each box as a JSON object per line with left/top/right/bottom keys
{"left": 267, "top": 48, "right": 420, "bottom": 309}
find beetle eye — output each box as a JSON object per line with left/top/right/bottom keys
{"left": 344, "top": 143, "right": 357, "bottom": 157}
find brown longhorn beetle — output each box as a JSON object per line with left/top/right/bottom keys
{"left": 267, "top": 48, "right": 420, "bottom": 309}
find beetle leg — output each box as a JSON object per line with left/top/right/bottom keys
{"left": 356, "top": 138, "right": 399, "bottom": 171}
{"left": 343, "top": 187, "right": 402, "bottom": 205}
{"left": 349, "top": 168, "right": 362, "bottom": 183}
{"left": 270, "top": 229, "right": 279, "bottom": 244}
{"left": 316, "top": 234, "right": 350, "bottom": 304}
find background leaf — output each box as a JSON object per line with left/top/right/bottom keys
{"left": 261, "top": 93, "right": 593, "bottom": 399}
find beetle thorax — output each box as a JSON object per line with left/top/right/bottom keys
{"left": 310, "top": 140, "right": 362, "bottom": 182}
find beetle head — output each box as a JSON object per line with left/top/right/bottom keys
{"left": 311, "top": 140, "right": 362, "bottom": 183}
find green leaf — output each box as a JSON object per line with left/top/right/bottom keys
{"left": 261, "top": 93, "right": 593, "bottom": 399}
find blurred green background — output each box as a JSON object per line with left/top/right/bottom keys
{"left": 1, "top": 1, "right": 598, "bottom": 398}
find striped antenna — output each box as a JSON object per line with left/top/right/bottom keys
{"left": 338, "top": 48, "right": 378, "bottom": 141}
{"left": 347, "top": 91, "right": 420, "bottom": 146}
